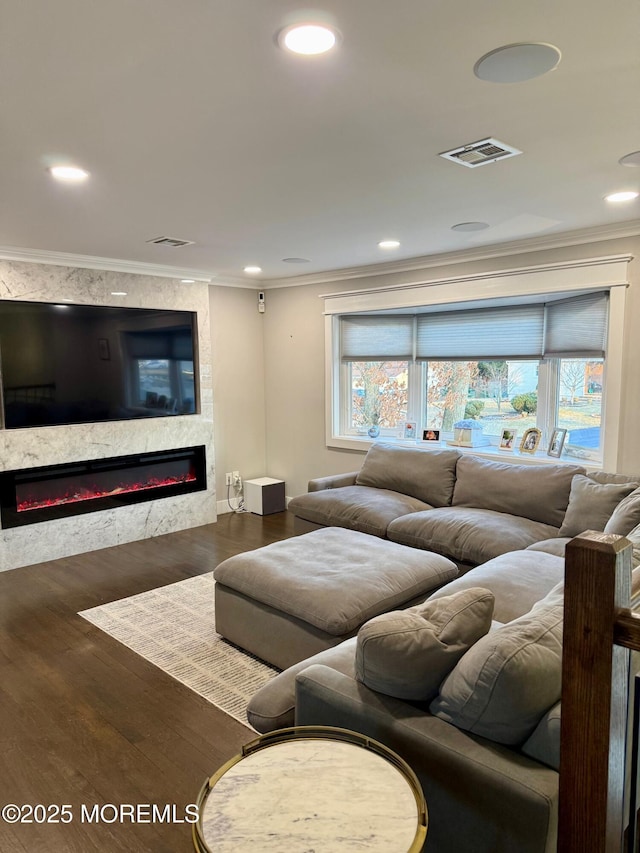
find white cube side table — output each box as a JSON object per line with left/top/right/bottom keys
{"left": 244, "top": 477, "right": 285, "bottom": 515}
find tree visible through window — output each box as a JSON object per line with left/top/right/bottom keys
{"left": 342, "top": 357, "right": 603, "bottom": 461}
{"left": 348, "top": 362, "right": 408, "bottom": 431}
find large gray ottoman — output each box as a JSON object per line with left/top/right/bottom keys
{"left": 213, "top": 527, "right": 458, "bottom": 669}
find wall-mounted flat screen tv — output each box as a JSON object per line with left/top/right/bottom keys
{"left": 0, "top": 300, "right": 199, "bottom": 429}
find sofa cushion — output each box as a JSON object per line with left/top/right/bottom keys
{"left": 604, "top": 486, "right": 640, "bottom": 536}
{"left": 558, "top": 474, "right": 638, "bottom": 537}
{"left": 452, "top": 455, "right": 584, "bottom": 528}
{"left": 430, "top": 584, "right": 564, "bottom": 745}
{"left": 427, "top": 550, "right": 564, "bottom": 629}
{"left": 355, "top": 442, "right": 461, "bottom": 507}
{"left": 247, "top": 638, "right": 358, "bottom": 733}
{"left": 355, "top": 588, "right": 495, "bottom": 702}
{"left": 526, "top": 537, "right": 572, "bottom": 558}
{"left": 388, "top": 507, "right": 560, "bottom": 566}
{"left": 287, "top": 484, "right": 432, "bottom": 537}
{"left": 521, "top": 701, "right": 561, "bottom": 771}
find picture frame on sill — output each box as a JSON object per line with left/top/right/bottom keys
{"left": 519, "top": 427, "right": 542, "bottom": 455}
{"left": 422, "top": 429, "right": 440, "bottom": 442}
{"left": 403, "top": 421, "right": 417, "bottom": 440}
{"left": 547, "top": 428, "right": 567, "bottom": 458}
{"left": 499, "top": 428, "right": 517, "bottom": 451}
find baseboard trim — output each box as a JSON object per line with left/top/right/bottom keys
{"left": 216, "top": 497, "right": 292, "bottom": 516}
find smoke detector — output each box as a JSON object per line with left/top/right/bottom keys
{"left": 146, "top": 236, "right": 195, "bottom": 248}
{"left": 439, "top": 138, "right": 522, "bottom": 168}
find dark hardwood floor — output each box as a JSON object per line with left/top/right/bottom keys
{"left": 0, "top": 510, "right": 297, "bottom": 852}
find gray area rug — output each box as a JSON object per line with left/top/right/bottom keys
{"left": 79, "top": 572, "right": 278, "bottom": 728}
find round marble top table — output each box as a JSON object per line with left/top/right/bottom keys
{"left": 193, "top": 725, "right": 427, "bottom": 853}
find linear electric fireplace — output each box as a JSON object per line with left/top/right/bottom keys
{"left": 0, "top": 446, "right": 207, "bottom": 529}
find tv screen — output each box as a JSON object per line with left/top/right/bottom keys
{"left": 0, "top": 300, "right": 198, "bottom": 429}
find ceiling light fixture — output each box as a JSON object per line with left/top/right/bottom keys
{"left": 282, "top": 257, "right": 311, "bottom": 264}
{"left": 244, "top": 265, "right": 262, "bottom": 274}
{"left": 277, "top": 23, "right": 339, "bottom": 55}
{"left": 181, "top": 279, "right": 195, "bottom": 283}
{"left": 474, "top": 43, "right": 561, "bottom": 83}
{"left": 378, "top": 240, "right": 400, "bottom": 249}
{"left": 451, "top": 222, "right": 490, "bottom": 232}
{"left": 619, "top": 151, "right": 640, "bottom": 168}
{"left": 111, "top": 291, "right": 127, "bottom": 296}
{"left": 605, "top": 191, "right": 639, "bottom": 203}
{"left": 49, "top": 165, "right": 89, "bottom": 182}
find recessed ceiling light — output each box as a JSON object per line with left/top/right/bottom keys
{"left": 181, "top": 279, "right": 195, "bottom": 283}
{"left": 110, "top": 291, "right": 127, "bottom": 296}
{"left": 49, "top": 165, "right": 89, "bottom": 182}
{"left": 277, "top": 23, "right": 339, "bottom": 55}
{"left": 451, "top": 221, "right": 490, "bottom": 232}
{"left": 619, "top": 151, "right": 640, "bottom": 168}
{"left": 378, "top": 240, "right": 400, "bottom": 249}
{"left": 605, "top": 191, "right": 639, "bottom": 203}
{"left": 282, "top": 257, "right": 311, "bottom": 264}
{"left": 474, "top": 43, "right": 561, "bottom": 83}
{"left": 244, "top": 265, "right": 262, "bottom": 274}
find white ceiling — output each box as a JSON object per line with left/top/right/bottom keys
{"left": 1, "top": 0, "right": 639, "bottom": 285}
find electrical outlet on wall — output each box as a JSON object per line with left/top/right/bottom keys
{"left": 225, "top": 472, "right": 233, "bottom": 485}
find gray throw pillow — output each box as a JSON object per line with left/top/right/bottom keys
{"left": 558, "top": 475, "right": 638, "bottom": 537}
{"left": 355, "top": 587, "right": 495, "bottom": 702}
{"left": 604, "top": 486, "right": 640, "bottom": 536}
{"left": 521, "top": 701, "right": 561, "bottom": 770}
{"left": 430, "top": 584, "right": 564, "bottom": 745}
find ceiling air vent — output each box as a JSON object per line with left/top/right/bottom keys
{"left": 439, "top": 137, "right": 522, "bottom": 168}
{"left": 146, "top": 236, "right": 195, "bottom": 248}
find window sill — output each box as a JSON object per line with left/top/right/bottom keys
{"left": 327, "top": 434, "right": 602, "bottom": 470}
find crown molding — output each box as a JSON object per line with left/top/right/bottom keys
{"left": 1, "top": 218, "right": 639, "bottom": 291}
{"left": 260, "top": 219, "right": 640, "bottom": 290}
{"left": 320, "top": 254, "right": 631, "bottom": 309}
{"left": 0, "top": 246, "right": 216, "bottom": 283}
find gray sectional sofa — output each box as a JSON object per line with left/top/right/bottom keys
{"left": 247, "top": 445, "right": 640, "bottom": 852}
{"left": 248, "top": 550, "right": 568, "bottom": 853}
{"left": 289, "top": 442, "right": 625, "bottom": 570}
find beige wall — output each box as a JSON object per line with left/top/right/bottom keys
{"left": 261, "top": 235, "right": 640, "bottom": 498}
{"left": 210, "top": 285, "right": 267, "bottom": 506}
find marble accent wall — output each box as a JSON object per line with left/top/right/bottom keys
{"left": 0, "top": 260, "right": 215, "bottom": 572}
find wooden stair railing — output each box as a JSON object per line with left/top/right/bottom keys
{"left": 559, "top": 531, "right": 640, "bottom": 853}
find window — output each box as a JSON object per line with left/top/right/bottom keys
{"left": 125, "top": 327, "right": 196, "bottom": 414}
{"left": 335, "top": 292, "right": 610, "bottom": 463}
{"left": 134, "top": 359, "right": 195, "bottom": 412}
{"left": 344, "top": 361, "right": 409, "bottom": 435}
{"left": 423, "top": 359, "right": 539, "bottom": 435}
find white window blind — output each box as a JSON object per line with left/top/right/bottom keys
{"left": 543, "top": 291, "right": 609, "bottom": 357}
{"left": 339, "top": 291, "right": 608, "bottom": 362}
{"left": 416, "top": 304, "right": 544, "bottom": 360}
{"left": 340, "top": 315, "right": 414, "bottom": 361}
